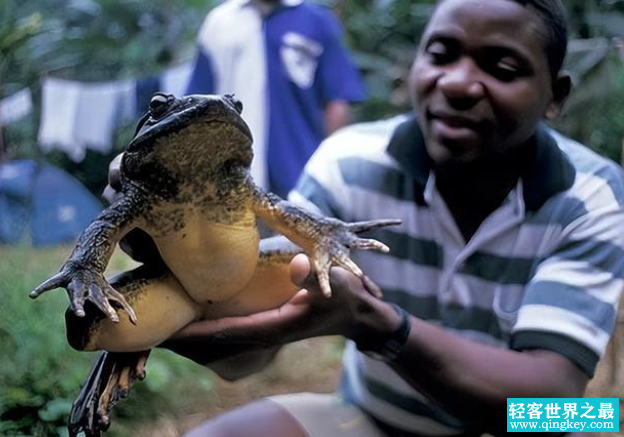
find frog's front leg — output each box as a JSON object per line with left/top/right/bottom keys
{"left": 30, "top": 192, "right": 146, "bottom": 323}
{"left": 250, "top": 183, "right": 401, "bottom": 298}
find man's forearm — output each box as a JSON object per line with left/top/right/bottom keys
{"left": 348, "top": 295, "right": 588, "bottom": 434}
{"left": 387, "top": 314, "right": 588, "bottom": 433}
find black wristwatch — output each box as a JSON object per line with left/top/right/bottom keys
{"left": 359, "top": 303, "right": 411, "bottom": 362}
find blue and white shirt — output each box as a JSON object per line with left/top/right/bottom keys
{"left": 186, "top": 0, "right": 366, "bottom": 197}
{"left": 290, "top": 115, "right": 624, "bottom": 436}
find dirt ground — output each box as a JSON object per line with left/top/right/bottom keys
{"left": 134, "top": 337, "right": 344, "bottom": 437}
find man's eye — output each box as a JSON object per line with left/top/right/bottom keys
{"left": 426, "top": 41, "right": 451, "bottom": 63}
{"left": 491, "top": 59, "right": 522, "bottom": 82}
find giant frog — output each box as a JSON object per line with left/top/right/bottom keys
{"left": 31, "top": 93, "right": 400, "bottom": 436}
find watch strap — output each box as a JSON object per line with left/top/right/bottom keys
{"left": 360, "top": 303, "right": 411, "bottom": 362}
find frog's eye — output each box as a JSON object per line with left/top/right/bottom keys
{"left": 149, "top": 94, "right": 170, "bottom": 117}
{"left": 224, "top": 94, "right": 243, "bottom": 114}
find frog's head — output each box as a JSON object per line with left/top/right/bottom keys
{"left": 122, "top": 93, "right": 254, "bottom": 196}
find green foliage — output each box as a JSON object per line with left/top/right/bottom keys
{"left": 552, "top": 39, "right": 624, "bottom": 163}
{"left": 564, "top": 0, "right": 624, "bottom": 39}
{"left": 335, "top": 0, "right": 436, "bottom": 120}
{"left": 0, "top": 246, "right": 215, "bottom": 437}
{"left": 0, "top": 246, "right": 86, "bottom": 436}
{"left": 2, "top": 0, "right": 216, "bottom": 87}
{"left": 0, "top": 2, "right": 43, "bottom": 92}
{"left": 0, "top": 11, "right": 42, "bottom": 80}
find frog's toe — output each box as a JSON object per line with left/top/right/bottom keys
{"left": 30, "top": 272, "right": 69, "bottom": 299}
{"left": 334, "top": 255, "right": 364, "bottom": 278}
{"left": 86, "top": 283, "right": 120, "bottom": 323}
{"left": 103, "top": 285, "right": 137, "bottom": 324}
{"left": 347, "top": 219, "right": 401, "bottom": 234}
{"left": 317, "top": 266, "right": 333, "bottom": 298}
{"left": 98, "top": 370, "right": 120, "bottom": 422}
{"left": 67, "top": 279, "right": 88, "bottom": 318}
{"left": 135, "top": 352, "right": 149, "bottom": 381}
{"left": 350, "top": 237, "right": 390, "bottom": 253}
{"left": 311, "top": 251, "right": 333, "bottom": 297}
{"left": 115, "top": 352, "right": 147, "bottom": 397}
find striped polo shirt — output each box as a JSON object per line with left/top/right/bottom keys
{"left": 290, "top": 115, "right": 624, "bottom": 435}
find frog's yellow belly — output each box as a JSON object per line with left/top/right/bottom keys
{"left": 151, "top": 216, "right": 260, "bottom": 305}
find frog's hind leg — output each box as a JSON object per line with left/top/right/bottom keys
{"left": 65, "top": 264, "right": 200, "bottom": 437}
{"left": 68, "top": 350, "right": 150, "bottom": 437}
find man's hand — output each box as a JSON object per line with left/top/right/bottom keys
{"left": 159, "top": 255, "right": 400, "bottom": 374}
{"left": 102, "top": 153, "right": 124, "bottom": 204}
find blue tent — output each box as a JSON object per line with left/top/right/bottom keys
{"left": 0, "top": 159, "right": 102, "bottom": 246}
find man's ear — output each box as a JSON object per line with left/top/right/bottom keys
{"left": 545, "top": 73, "right": 572, "bottom": 120}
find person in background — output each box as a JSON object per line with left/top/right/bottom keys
{"left": 186, "top": 0, "right": 366, "bottom": 198}
{"left": 106, "top": 0, "right": 624, "bottom": 435}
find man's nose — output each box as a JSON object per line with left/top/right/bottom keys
{"left": 437, "top": 58, "right": 485, "bottom": 103}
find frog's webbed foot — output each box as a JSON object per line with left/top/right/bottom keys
{"left": 68, "top": 350, "right": 150, "bottom": 437}
{"left": 311, "top": 218, "right": 401, "bottom": 298}
{"left": 30, "top": 263, "right": 137, "bottom": 324}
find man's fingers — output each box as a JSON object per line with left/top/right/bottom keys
{"left": 102, "top": 185, "right": 120, "bottom": 205}
{"left": 102, "top": 153, "right": 124, "bottom": 204}
{"left": 361, "top": 275, "right": 383, "bottom": 299}
{"left": 108, "top": 153, "right": 124, "bottom": 189}
{"left": 289, "top": 254, "right": 314, "bottom": 288}
{"left": 289, "top": 289, "right": 312, "bottom": 305}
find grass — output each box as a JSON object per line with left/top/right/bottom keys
{"left": 0, "top": 244, "right": 344, "bottom": 437}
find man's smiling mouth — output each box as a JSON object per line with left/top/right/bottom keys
{"left": 427, "top": 109, "right": 483, "bottom": 143}
{"left": 428, "top": 109, "right": 480, "bottom": 129}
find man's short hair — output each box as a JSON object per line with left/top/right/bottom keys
{"left": 508, "top": 0, "right": 569, "bottom": 78}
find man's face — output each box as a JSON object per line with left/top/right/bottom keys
{"left": 410, "top": 0, "right": 563, "bottom": 164}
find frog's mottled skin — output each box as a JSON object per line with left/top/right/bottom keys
{"left": 31, "top": 93, "right": 399, "bottom": 436}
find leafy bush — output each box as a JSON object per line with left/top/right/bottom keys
{"left": 0, "top": 246, "right": 83, "bottom": 437}
{"left": 334, "top": 0, "right": 435, "bottom": 120}
{"left": 552, "top": 39, "right": 624, "bottom": 163}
